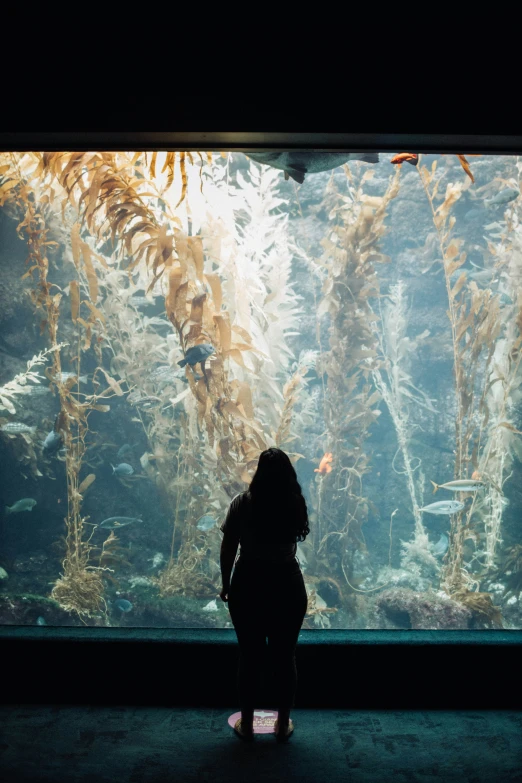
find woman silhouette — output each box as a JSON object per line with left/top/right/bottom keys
{"left": 219, "top": 448, "right": 310, "bottom": 741}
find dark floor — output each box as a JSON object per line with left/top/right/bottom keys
{"left": 0, "top": 706, "right": 521, "bottom": 782}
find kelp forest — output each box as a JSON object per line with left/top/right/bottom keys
{"left": 0, "top": 150, "right": 521, "bottom": 629}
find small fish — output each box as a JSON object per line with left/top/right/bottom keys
{"left": 143, "top": 317, "right": 171, "bottom": 329}
{"left": 112, "top": 463, "right": 134, "bottom": 476}
{"left": 410, "top": 436, "right": 454, "bottom": 456}
{"left": 455, "top": 154, "right": 474, "bottom": 183}
{"left": 1, "top": 422, "right": 36, "bottom": 434}
{"left": 36, "top": 616, "right": 47, "bottom": 626}
{"left": 391, "top": 153, "right": 419, "bottom": 166}
{"left": 129, "top": 295, "right": 156, "bottom": 307}
{"left": 148, "top": 552, "right": 166, "bottom": 569}
{"left": 430, "top": 479, "right": 485, "bottom": 494}
{"left": 485, "top": 187, "right": 519, "bottom": 208}
{"left": 178, "top": 343, "right": 215, "bottom": 368}
{"left": 431, "top": 533, "right": 449, "bottom": 557}
{"left": 471, "top": 470, "right": 483, "bottom": 481}
{"left": 202, "top": 599, "right": 218, "bottom": 612}
{"left": 463, "top": 207, "right": 484, "bottom": 222}
{"left": 468, "top": 267, "right": 497, "bottom": 284}
{"left": 56, "top": 372, "right": 88, "bottom": 384}
{"left": 247, "top": 152, "right": 379, "bottom": 184}
{"left": 150, "top": 365, "right": 173, "bottom": 380}
{"left": 127, "top": 391, "right": 143, "bottom": 405}
{"left": 196, "top": 514, "right": 218, "bottom": 532}
{"left": 20, "top": 385, "right": 51, "bottom": 396}
{"left": 43, "top": 429, "right": 63, "bottom": 454}
{"left": 98, "top": 516, "right": 141, "bottom": 529}
{"left": 117, "top": 444, "right": 133, "bottom": 459}
{"left": 6, "top": 498, "right": 37, "bottom": 514}
{"left": 420, "top": 501, "right": 465, "bottom": 515}
{"left": 114, "top": 598, "right": 133, "bottom": 612}
{"left": 314, "top": 452, "right": 333, "bottom": 475}
{"left": 128, "top": 394, "right": 161, "bottom": 407}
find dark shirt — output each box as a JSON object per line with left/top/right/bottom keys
{"left": 220, "top": 491, "right": 298, "bottom": 565}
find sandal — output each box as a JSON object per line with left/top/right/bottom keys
{"left": 274, "top": 718, "right": 294, "bottom": 742}
{"left": 234, "top": 718, "right": 255, "bottom": 741}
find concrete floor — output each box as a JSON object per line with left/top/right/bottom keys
{"left": 0, "top": 706, "right": 521, "bottom": 782}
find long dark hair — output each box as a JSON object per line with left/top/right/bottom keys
{"left": 248, "top": 448, "right": 310, "bottom": 542}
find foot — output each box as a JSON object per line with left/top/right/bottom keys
{"left": 234, "top": 718, "right": 254, "bottom": 741}
{"left": 274, "top": 718, "right": 294, "bottom": 740}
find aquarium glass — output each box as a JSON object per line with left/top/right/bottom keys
{"left": 0, "top": 150, "right": 520, "bottom": 630}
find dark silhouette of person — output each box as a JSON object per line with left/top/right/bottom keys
{"left": 219, "top": 447, "right": 310, "bottom": 741}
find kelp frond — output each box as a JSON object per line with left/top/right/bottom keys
{"left": 371, "top": 280, "right": 434, "bottom": 566}
{"left": 0, "top": 343, "right": 66, "bottom": 414}
{"left": 315, "top": 165, "right": 401, "bottom": 587}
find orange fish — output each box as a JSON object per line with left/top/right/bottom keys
{"left": 455, "top": 154, "right": 476, "bottom": 183}
{"left": 314, "top": 452, "right": 333, "bottom": 475}
{"left": 471, "top": 470, "right": 482, "bottom": 481}
{"left": 391, "top": 153, "right": 419, "bottom": 167}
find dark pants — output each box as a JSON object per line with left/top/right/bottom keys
{"left": 228, "top": 556, "right": 308, "bottom": 713}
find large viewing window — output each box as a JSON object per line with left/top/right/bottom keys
{"left": 0, "top": 149, "right": 520, "bottom": 630}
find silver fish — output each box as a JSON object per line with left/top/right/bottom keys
{"left": 431, "top": 533, "right": 449, "bottom": 557}
{"left": 1, "top": 422, "right": 36, "bottom": 434}
{"left": 114, "top": 598, "right": 133, "bottom": 612}
{"left": 43, "top": 430, "right": 63, "bottom": 453}
{"left": 196, "top": 514, "right": 218, "bottom": 531}
{"left": 127, "top": 393, "right": 161, "bottom": 407}
{"left": 56, "top": 372, "right": 88, "bottom": 384}
{"left": 112, "top": 462, "right": 134, "bottom": 476}
{"left": 20, "top": 385, "right": 51, "bottom": 396}
{"left": 143, "top": 317, "right": 171, "bottom": 330}
{"left": 129, "top": 295, "right": 156, "bottom": 307}
{"left": 98, "top": 516, "right": 141, "bottom": 529}
{"left": 6, "top": 498, "right": 37, "bottom": 514}
{"left": 150, "top": 365, "right": 173, "bottom": 380}
{"left": 463, "top": 207, "right": 484, "bottom": 222}
{"left": 36, "top": 616, "right": 47, "bottom": 626}
{"left": 467, "top": 266, "right": 497, "bottom": 284}
{"left": 430, "top": 479, "right": 485, "bottom": 494}
{"left": 420, "top": 501, "right": 465, "bottom": 515}
{"left": 485, "top": 187, "right": 519, "bottom": 208}
{"left": 117, "top": 444, "right": 133, "bottom": 459}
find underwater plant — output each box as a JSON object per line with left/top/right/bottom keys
{"left": 275, "top": 350, "right": 318, "bottom": 450}
{"left": 497, "top": 544, "right": 522, "bottom": 599}
{"left": 0, "top": 153, "right": 131, "bottom": 618}
{"left": 417, "top": 160, "right": 504, "bottom": 597}
{"left": 313, "top": 166, "right": 401, "bottom": 591}
{"left": 371, "top": 280, "right": 438, "bottom": 577}
{"left": 0, "top": 344, "right": 65, "bottom": 415}
{"left": 2, "top": 147, "right": 519, "bottom": 631}
{"left": 45, "top": 153, "right": 303, "bottom": 600}
{"left": 474, "top": 195, "right": 522, "bottom": 569}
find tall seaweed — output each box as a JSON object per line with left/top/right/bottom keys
{"left": 15, "top": 151, "right": 303, "bottom": 602}
{"left": 0, "top": 154, "right": 120, "bottom": 618}
{"left": 417, "top": 159, "right": 507, "bottom": 616}
{"left": 314, "top": 167, "right": 400, "bottom": 589}
{"left": 371, "top": 280, "right": 438, "bottom": 576}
